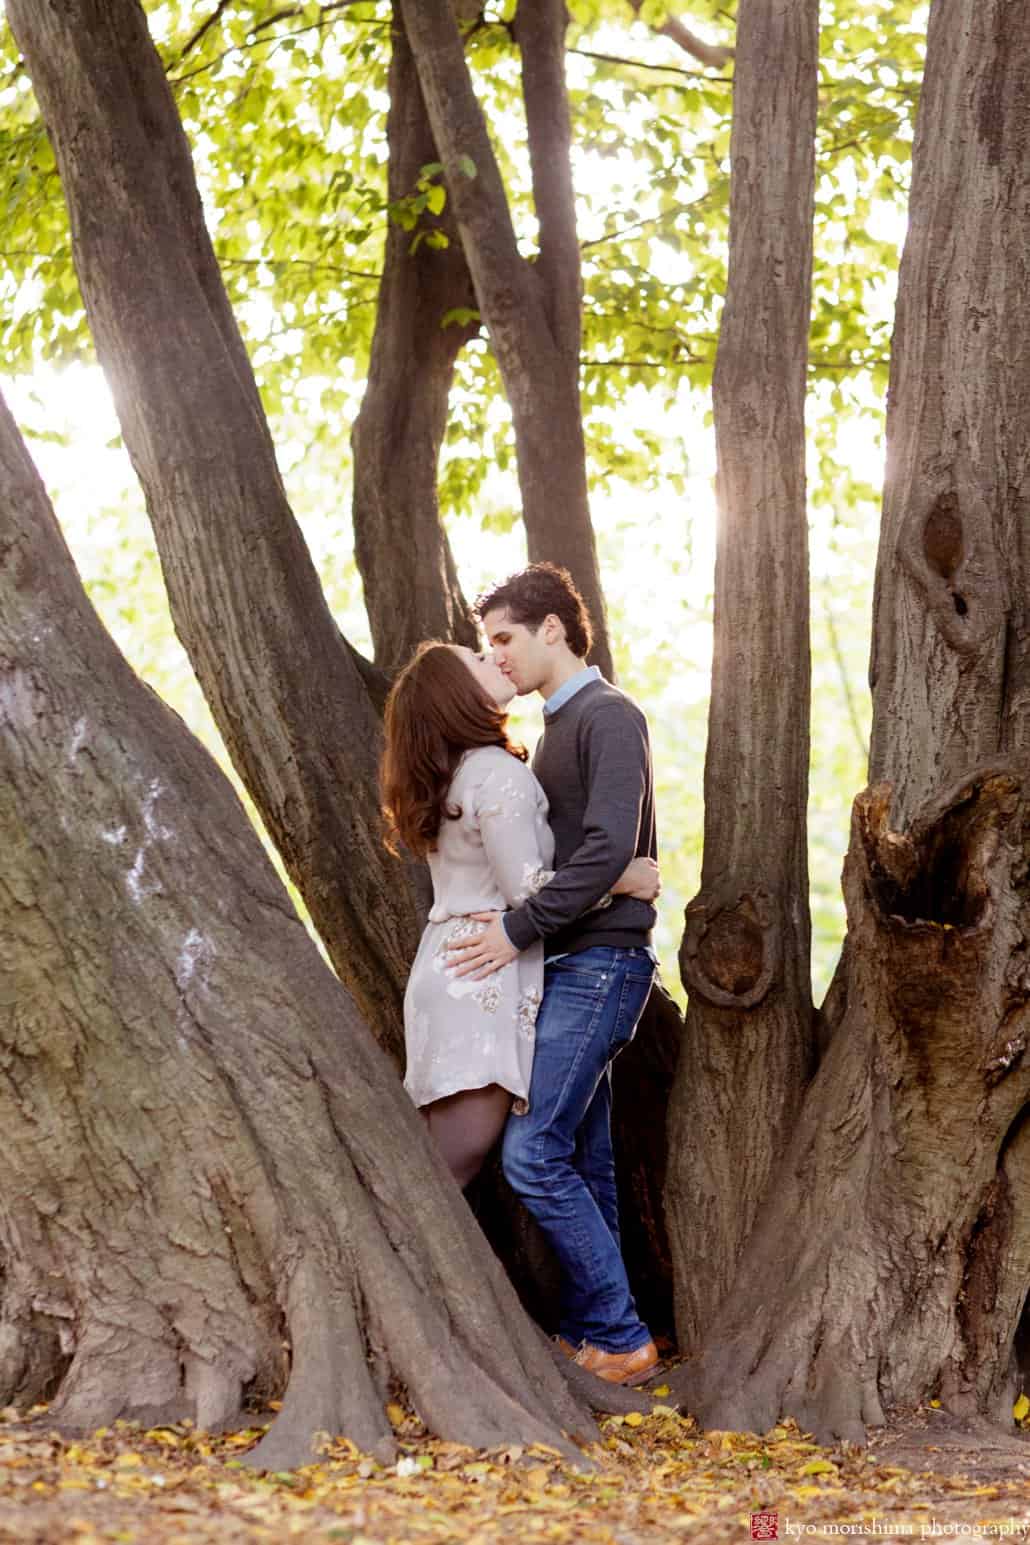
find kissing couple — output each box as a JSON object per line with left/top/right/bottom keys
{"left": 381, "top": 562, "right": 660, "bottom": 1385}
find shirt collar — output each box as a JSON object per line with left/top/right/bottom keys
{"left": 543, "top": 664, "right": 602, "bottom": 719}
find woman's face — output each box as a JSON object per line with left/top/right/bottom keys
{"left": 450, "top": 645, "right": 517, "bottom": 707}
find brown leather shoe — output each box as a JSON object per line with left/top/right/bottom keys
{"left": 554, "top": 1336, "right": 579, "bottom": 1359}
{"left": 573, "top": 1338, "right": 659, "bottom": 1385}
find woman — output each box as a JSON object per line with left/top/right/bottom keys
{"left": 381, "top": 641, "right": 656, "bottom": 1189}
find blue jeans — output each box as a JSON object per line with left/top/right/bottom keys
{"left": 501, "top": 946, "right": 656, "bottom": 1353}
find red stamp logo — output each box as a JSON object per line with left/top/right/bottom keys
{"left": 750, "top": 1514, "right": 779, "bottom": 1541}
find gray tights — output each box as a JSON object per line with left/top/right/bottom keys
{"left": 422, "top": 1083, "right": 513, "bottom": 1190}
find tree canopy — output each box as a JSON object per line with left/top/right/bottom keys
{"left": 0, "top": 0, "right": 927, "bottom": 991}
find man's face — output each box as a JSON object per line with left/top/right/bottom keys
{"left": 481, "top": 606, "right": 552, "bottom": 696}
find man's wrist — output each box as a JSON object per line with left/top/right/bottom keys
{"left": 503, "top": 908, "right": 541, "bottom": 953}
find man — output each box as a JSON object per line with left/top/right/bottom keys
{"left": 448, "top": 562, "right": 660, "bottom": 1385}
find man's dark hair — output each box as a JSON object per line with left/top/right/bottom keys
{"left": 474, "top": 562, "right": 593, "bottom": 659}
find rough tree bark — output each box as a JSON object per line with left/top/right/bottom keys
{"left": 868, "top": 1, "right": 1030, "bottom": 823}
{"left": 7, "top": 0, "right": 423, "bottom": 1057}
{"left": 665, "top": 0, "right": 818, "bottom": 1351}
{"left": 351, "top": 3, "right": 481, "bottom": 673}
{"left": 669, "top": 0, "right": 1030, "bottom": 1442}
{"left": 397, "top": 0, "right": 614, "bottom": 679}
{"left": 0, "top": 390, "right": 611, "bottom": 1469}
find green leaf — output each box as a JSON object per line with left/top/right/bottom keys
{"left": 440, "top": 307, "right": 481, "bottom": 330}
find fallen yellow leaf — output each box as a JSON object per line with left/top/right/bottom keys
{"left": 1014, "top": 1393, "right": 1029, "bottom": 1422}
{"left": 623, "top": 1412, "right": 644, "bottom": 1428}
{"left": 799, "top": 1458, "right": 837, "bottom": 1476}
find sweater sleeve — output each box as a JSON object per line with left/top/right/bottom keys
{"left": 503, "top": 702, "right": 649, "bottom": 951}
{"left": 472, "top": 759, "right": 554, "bottom": 910}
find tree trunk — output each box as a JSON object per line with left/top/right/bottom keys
{"left": 611, "top": 982, "right": 681, "bottom": 1341}
{"left": 671, "top": 768, "right": 1030, "bottom": 1442}
{"left": 397, "top": 0, "right": 614, "bottom": 678}
{"left": 7, "top": 0, "right": 420, "bottom": 1058}
{"left": 665, "top": 0, "right": 819, "bottom": 1351}
{"left": 669, "top": 0, "right": 1030, "bottom": 1441}
{"left": 868, "top": 0, "right": 1030, "bottom": 822}
{"left": 351, "top": 4, "right": 481, "bottom": 674}
{"left": 0, "top": 390, "right": 599, "bottom": 1469}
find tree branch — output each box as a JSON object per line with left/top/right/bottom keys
{"left": 395, "top": 0, "right": 542, "bottom": 351}
{"left": 513, "top": 0, "right": 581, "bottom": 357}
{"left": 350, "top": 1, "right": 479, "bottom": 670}
{"left": 393, "top": 0, "right": 615, "bottom": 676}
{"left": 176, "top": 0, "right": 234, "bottom": 64}
{"left": 628, "top": 0, "right": 734, "bottom": 68}
{"left": 568, "top": 44, "right": 731, "bottom": 82}
{"left": 169, "top": 3, "right": 387, "bottom": 85}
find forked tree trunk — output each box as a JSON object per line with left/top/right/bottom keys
{"left": 7, "top": 0, "right": 422, "bottom": 1056}
{"left": 669, "top": 0, "right": 1030, "bottom": 1440}
{"left": 665, "top": 0, "right": 819, "bottom": 1350}
{"left": 351, "top": 3, "right": 480, "bottom": 673}
{"left": 0, "top": 392, "right": 599, "bottom": 1470}
{"left": 389, "top": 0, "right": 678, "bottom": 1331}
{"left": 397, "top": 0, "right": 614, "bottom": 679}
{"left": 12, "top": 0, "right": 679, "bottom": 1346}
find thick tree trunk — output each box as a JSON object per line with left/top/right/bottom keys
{"left": 351, "top": 5, "right": 480, "bottom": 673}
{"left": 0, "top": 392, "right": 598, "bottom": 1469}
{"left": 8, "top": 0, "right": 420, "bottom": 1056}
{"left": 665, "top": 0, "right": 818, "bottom": 1351}
{"left": 397, "top": 0, "right": 613, "bottom": 678}
{"left": 672, "top": 769, "right": 1030, "bottom": 1442}
{"left": 868, "top": 0, "right": 1030, "bottom": 821}
{"left": 669, "top": 0, "right": 1030, "bottom": 1441}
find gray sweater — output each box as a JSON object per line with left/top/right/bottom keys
{"left": 503, "top": 678, "right": 657, "bottom": 956}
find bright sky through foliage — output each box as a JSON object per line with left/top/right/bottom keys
{"left": 5, "top": 0, "right": 926, "bottom": 998}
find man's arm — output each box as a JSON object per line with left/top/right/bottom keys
{"left": 448, "top": 702, "right": 651, "bottom": 977}
{"left": 505, "top": 704, "right": 649, "bottom": 948}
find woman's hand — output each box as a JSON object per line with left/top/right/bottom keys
{"left": 612, "top": 856, "right": 661, "bottom": 902}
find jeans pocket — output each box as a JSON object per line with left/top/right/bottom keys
{"left": 610, "top": 967, "right": 655, "bottom": 1055}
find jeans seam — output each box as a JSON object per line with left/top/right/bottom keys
{"left": 611, "top": 966, "right": 655, "bottom": 1052}
{"left": 529, "top": 972, "right": 610, "bottom": 1170}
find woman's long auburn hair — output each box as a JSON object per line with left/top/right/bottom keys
{"left": 381, "top": 642, "right": 527, "bottom": 859}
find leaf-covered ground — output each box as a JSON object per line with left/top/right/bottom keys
{"left": 1, "top": 1397, "right": 1029, "bottom": 1544}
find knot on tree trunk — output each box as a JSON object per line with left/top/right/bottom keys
{"left": 679, "top": 888, "right": 779, "bottom": 1009}
{"left": 898, "top": 488, "right": 1004, "bottom": 651}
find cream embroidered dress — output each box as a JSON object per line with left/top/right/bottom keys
{"left": 403, "top": 745, "right": 554, "bottom": 1112}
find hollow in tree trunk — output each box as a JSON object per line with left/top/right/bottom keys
{"left": 669, "top": 0, "right": 1030, "bottom": 1440}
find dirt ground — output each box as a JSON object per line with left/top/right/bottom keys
{"left": 0, "top": 1395, "right": 1028, "bottom": 1544}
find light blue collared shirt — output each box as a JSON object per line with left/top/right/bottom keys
{"left": 543, "top": 664, "right": 602, "bottom": 719}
